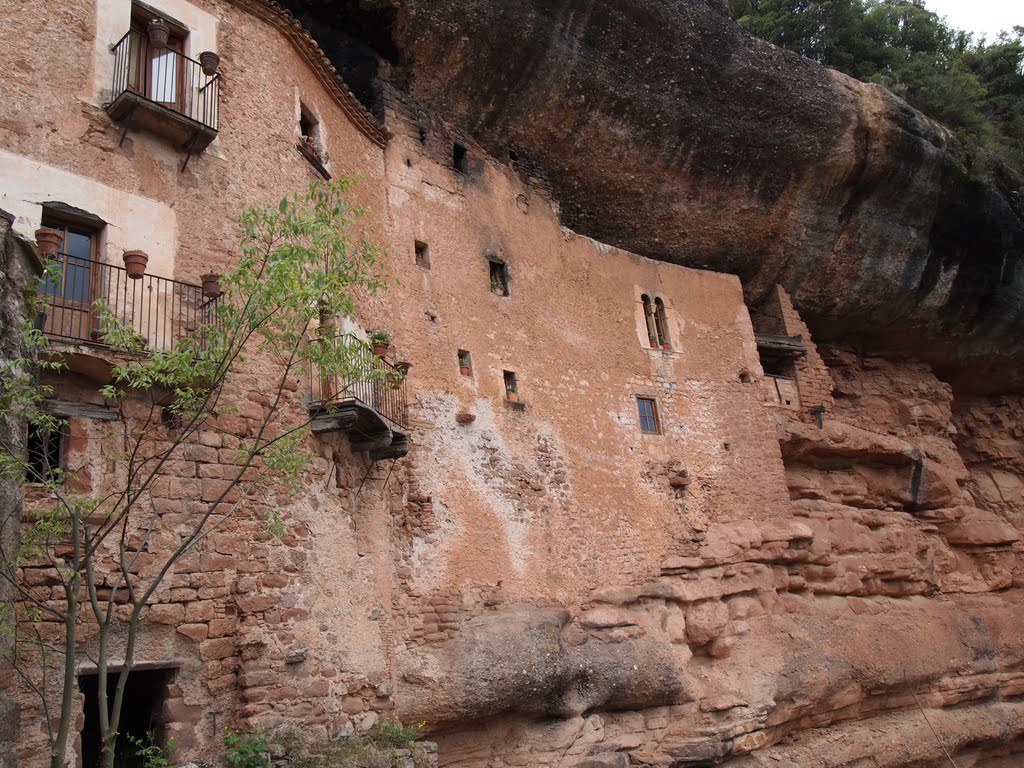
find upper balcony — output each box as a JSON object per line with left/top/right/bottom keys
{"left": 106, "top": 29, "right": 220, "bottom": 162}
{"left": 308, "top": 335, "right": 410, "bottom": 461}
{"left": 36, "top": 250, "right": 219, "bottom": 380}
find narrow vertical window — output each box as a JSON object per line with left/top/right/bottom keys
{"left": 26, "top": 422, "right": 64, "bottom": 483}
{"left": 298, "top": 103, "right": 328, "bottom": 167}
{"left": 642, "top": 295, "right": 658, "bottom": 348}
{"left": 637, "top": 397, "right": 661, "bottom": 434}
{"left": 453, "top": 142, "right": 468, "bottom": 173}
{"left": 415, "top": 241, "right": 430, "bottom": 269}
{"left": 654, "top": 298, "right": 670, "bottom": 349}
{"left": 503, "top": 371, "right": 519, "bottom": 402}
{"left": 39, "top": 213, "right": 101, "bottom": 343}
{"left": 458, "top": 350, "right": 472, "bottom": 376}
{"left": 489, "top": 260, "right": 509, "bottom": 297}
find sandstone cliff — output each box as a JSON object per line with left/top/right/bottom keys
{"left": 262, "top": 3, "right": 1024, "bottom": 767}
{"left": 282, "top": 0, "right": 1024, "bottom": 392}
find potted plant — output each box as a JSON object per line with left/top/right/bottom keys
{"left": 390, "top": 362, "right": 410, "bottom": 390}
{"left": 200, "top": 272, "right": 222, "bottom": 298}
{"left": 369, "top": 329, "right": 391, "bottom": 357}
{"left": 34, "top": 227, "right": 62, "bottom": 256}
{"left": 147, "top": 18, "right": 170, "bottom": 49}
{"left": 458, "top": 351, "right": 471, "bottom": 376}
{"left": 309, "top": 137, "right": 330, "bottom": 165}
{"left": 505, "top": 381, "right": 518, "bottom": 402}
{"left": 122, "top": 250, "right": 149, "bottom": 279}
{"left": 198, "top": 51, "right": 220, "bottom": 76}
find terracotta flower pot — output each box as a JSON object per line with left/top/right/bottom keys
{"left": 200, "top": 272, "right": 222, "bottom": 298}
{"left": 148, "top": 19, "right": 170, "bottom": 49}
{"left": 459, "top": 365, "right": 471, "bottom": 376}
{"left": 34, "top": 227, "right": 63, "bottom": 256}
{"left": 198, "top": 51, "right": 220, "bottom": 77}
{"left": 122, "top": 250, "right": 149, "bottom": 280}
{"left": 372, "top": 342, "right": 390, "bottom": 357}
{"left": 506, "top": 390, "right": 518, "bottom": 402}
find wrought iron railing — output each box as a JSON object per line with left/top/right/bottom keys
{"left": 309, "top": 334, "right": 409, "bottom": 430}
{"left": 37, "top": 252, "right": 219, "bottom": 353}
{"left": 110, "top": 30, "right": 220, "bottom": 131}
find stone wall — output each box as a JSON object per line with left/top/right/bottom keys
{"left": 0, "top": 213, "right": 41, "bottom": 768}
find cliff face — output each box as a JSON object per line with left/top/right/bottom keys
{"left": 282, "top": 0, "right": 1024, "bottom": 392}
{"left": 263, "top": 3, "right": 1024, "bottom": 766}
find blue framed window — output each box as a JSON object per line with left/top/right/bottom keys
{"left": 637, "top": 397, "right": 661, "bottom": 434}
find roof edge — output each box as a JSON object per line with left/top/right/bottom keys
{"left": 225, "top": 0, "right": 391, "bottom": 148}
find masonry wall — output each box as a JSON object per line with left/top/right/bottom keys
{"left": 1, "top": 0, "right": 398, "bottom": 764}
{"left": 0, "top": 216, "right": 43, "bottom": 768}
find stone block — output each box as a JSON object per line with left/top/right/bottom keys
{"left": 147, "top": 603, "right": 185, "bottom": 625}
{"left": 185, "top": 600, "right": 216, "bottom": 623}
{"left": 200, "top": 638, "right": 236, "bottom": 660}
{"left": 176, "top": 623, "right": 209, "bottom": 641}
{"left": 237, "top": 594, "right": 280, "bottom": 614}
{"left": 685, "top": 601, "right": 729, "bottom": 646}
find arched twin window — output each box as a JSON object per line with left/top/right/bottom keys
{"left": 641, "top": 295, "right": 671, "bottom": 349}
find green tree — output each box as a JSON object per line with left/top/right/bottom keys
{"left": 0, "top": 178, "right": 391, "bottom": 768}
{"left": 729, "top": 0, "right": 1023, "bottom": 178}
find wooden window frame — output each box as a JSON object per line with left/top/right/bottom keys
{"left": 489, "top": 259, "right": 509, "bottom": 297}
{"left": 637, "top": 396, "right": 662, "bottom": 435}
{"left": 25, "top": 421, "right": 66, "bottom": 484}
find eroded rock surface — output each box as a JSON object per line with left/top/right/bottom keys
{"left": 387, "top": 343, "right": 1024, "bottom": 767}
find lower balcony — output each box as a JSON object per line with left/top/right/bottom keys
{"left": 308, "top": 336, "right": 410, "bottom": 461}
{"left": 37, "top": 251, "right": 219, "bottom": 381}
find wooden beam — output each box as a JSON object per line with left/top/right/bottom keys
{"left": 349, "top": 431, "right": 394, "bottom": 452}
{"left": 42, "top": 399, "right": 117, "bottom": 421}
{"left": 310, "top": 410, "right": 359, "bottom": 434}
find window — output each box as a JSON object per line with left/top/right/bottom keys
{"left": 654, "top": 298, "right": 670, "bottom": 349}
{"left": 299, "top": 106, "right": 318, "bottom": 144}
{"left": 637, "top": 397, "right": 661, "bottom": 434}
{"left": 458, "top": 349, "right": 472, "bottom": 376}
{"left": 641, "top": 294, "right": 671, "bottom": 349}
{"left": 39, "top": 212, "right": 102, "bottom": 343}
{"left": 489, "top": 260, "right": 509, "bottom": 296}
{"left": 129, "top": 7, "right": 189, "bottom": 110}
{"left": 39, "top": 215, "right": 96, "bottom": 303}
{"left": 415, "top": 240, "right": 430, "bottom": 269}
{"left": 298, "top": 103, "right": 328, "bottom": 168}
{"left": 26, "top": 422, "right": 64, "bottom": 483}
{"left": 453, "top": 142, "right": 468, "bottom": 173}
{"left": 503, "top": 370, "right": 518, "bottom": 401}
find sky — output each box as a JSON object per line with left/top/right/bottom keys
{"left": 923, "top": 0, "right": 1021, "bottom": 42}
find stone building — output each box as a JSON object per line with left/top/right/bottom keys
{"left": 2, "top": 0, "right": 1022, "bottom": 767}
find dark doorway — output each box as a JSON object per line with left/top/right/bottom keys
{"left": 79, "top": 667, "right": 175, "bottom": 768}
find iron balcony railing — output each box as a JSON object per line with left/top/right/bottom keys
{"left": 110, "top": 30, "right": 220, "bottom": 131}
{"left": 37, "top": 252, "right": 220, "bottom": 353}
{"left": 309, "top": 334, "right": 409, "bottom": 431}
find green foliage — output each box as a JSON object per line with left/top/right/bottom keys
{"left": 731, "top": 1, "right": 1024, "bottom": 183}
{"left": 367, "top": 718, "right": 424, "bottom": 748}
{"left": 125, "top": 732, "right": 172, "bottom": 768}
{"left": 368, "top": 329, "right": 391, "bottom": 345}
{"left": 223, "top": 728, "right": 272, "bottom": 768}
{"left": 0, "top": 178, "right": 393, "bottom": 768}
{"left": 265, "top": 722, "right": 430, "bottom": 768}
